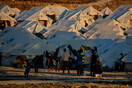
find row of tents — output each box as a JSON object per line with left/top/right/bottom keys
{"left": 0, "top": 4, "right": 132, "bottom": 71}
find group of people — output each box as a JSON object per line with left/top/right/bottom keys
{"left": 46, "top": 46, "right": 102, "bottom": 76}
{"left": 24, "top": 46, "right": 102, "bottom": 78}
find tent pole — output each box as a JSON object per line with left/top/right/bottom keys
{"left": 43, "top": 42, "right": 48, "bottom": 69}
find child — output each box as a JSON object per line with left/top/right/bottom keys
{"left": 24, "top": 60, "right": 31, "bottom": 78}
{"left": 48, "top": 53, "right": 54, "bottom": 72}
{"left": 56, "top": 61, "right": 60, "bottom": 72}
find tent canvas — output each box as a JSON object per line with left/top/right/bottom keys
{"left": 0, "top": 26, "right": 41, "bottom": 55}
{"left": 16, "top": 20, "right": 47, "bottom": 33}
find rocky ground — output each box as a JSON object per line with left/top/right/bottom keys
{"left": 0, "top": 66, "right": 132, "bottom": 88}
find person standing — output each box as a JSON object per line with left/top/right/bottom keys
{"left": 48, "top": 53, "right": 54, "bottom": 72}
{"left": 34, "top": 55, "right": 39, "bottom": 73}
{"left": 62, "top": 48, "right": 70, "bottom": 73}
{"left": 56, "top": 61, "right": 60, "bottom": 72}
{"left": 24, "top": 60, "right": 31, "bottom": 78}
{"left": 90, "top": 49, "right": 98, "bottom": 76}
{"left": 76, "top": 50, "right": 83, "bottom": 76}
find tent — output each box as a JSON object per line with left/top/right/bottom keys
{"left": 106, "top": 5, "right": 132, "bottom": 28}
{"left": 43, "top": 19, "right": 86, "bottom": 38}
{"left": 84, "top": 19, "right": 125, "bottom": 42}
{"left": 74, "top": 6, "right": 103, "bottom": 20}
{"left": 42, "top": 6, "right": 69, "bottom": 20}
{"left": 0, "top": 26, "right": 42, "bottom": 56}
{"left": 100, "top": 42, "right": 132, "bottom": 69}
{"left": 0, "top": 12, "right": 16, "bottom": 30}
{"left": 15, "top": 10, "right": 53, "bottom": 28}
{"left": 101, "top": 7, "right": 112, "bottom": 16}
{"left": 12, "top": 8, "right": 21, "bottom": 15}
{"left": 0, "top": 5, "right": 16, "bottom": 18}
{"left": 122, "top": 52, "right": 132, "bottom": 71}
{"left": 16, "top": 20, "right": 47, "bottom": 34}
{"left": 58, "top": 10, "right": 95, "bottom": 28}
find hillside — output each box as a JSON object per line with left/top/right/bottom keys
{"left": 0, "top": 0, "right": 132, "bottom": 11}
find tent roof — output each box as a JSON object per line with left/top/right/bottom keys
{"left": 122, "top": 52, "right": 132, "bottom": 63}
{"left": 101, "top": 7, "right": 112, "bottom": 15}
{"left": 100, "top": 42, "right": 132, "bottom": 68}
{"left": 12, "top": 8, "right": 21, "bottom": 14}
{"left": 16, "top": 20, "right": 47, "bottom": 33}
{"left": 0, "top": 26, "right": 41, "bottom": 55}
{"left": 74, "top": 6, "right": 103, "bottom": 16}
{"left": 0, "top": 5, "right": 16, "bottom": 16}
{"left": 16, "top": 9, "right": 53, "bottom": 22}
{"left": 0, "top": 12, "right": 16, "bottom": 22}
{"left": 106, "top": 5, "right": 132, "bottom": 27}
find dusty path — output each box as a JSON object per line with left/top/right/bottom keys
{"left": 0, "top": 66, "right": 132, "bottom": 85}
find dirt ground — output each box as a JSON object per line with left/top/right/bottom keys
{"left": 0, "top": 66, "right": 132, "bottom": 88}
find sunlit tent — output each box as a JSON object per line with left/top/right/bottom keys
{"left": 0, "top": 12, "right": 17, "bottom": 30}
{"left": 0, "top": 5, "right": 16, "bottom": 18}
{"left": 12, "top": 8, "right": 21, "bottom": 15}
{"left": 42, "top": 6, "right": 69, "bottom": 22}
{"left": 106, "top": 5, "right": 132, "bottom": 28}
{"left": 44, "top": 19, "right": 87, "bottom": 38}
{"left": 58, "top": 10, "right": 95, "bottom": 28}
{"left": 57, "top": 9, "right": 72, "bottom": 21}
{"left": 126, "top": 27, "right": 132, "bottom": 36}
{"left": 15, "top": 10, "right": 53, "bottom": 28}
{"left": 84, "top": 19, "right": 125, "bottom": 42}
{"left": 16, "top": 20, "right": 47, "bottom": 34}
{"left": 101, "top": 7, "right": 112, "bottom": 18}
{"left": 74, "top": 6, "right": 103, "bottom": 20}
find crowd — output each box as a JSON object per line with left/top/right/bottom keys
{"left": 24, "top": 45, "right": 102, "bottom": 78}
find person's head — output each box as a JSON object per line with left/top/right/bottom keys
{"left": 78, "top": 49, "right": 81, "bottom": 54}
{"left": 49, "top": 53, "right": 51, "bottom": 56}
{"left": 91, "top": 49, "right": 95, "bottom": 55}
{"left": 94, "top": 46, "right": 97, "bottom": 52}
{"left": 57, "top": 60, "right": 60, "bottom": 64}
{"left": 63, "top": 48, "right": 66, "bottom": 52}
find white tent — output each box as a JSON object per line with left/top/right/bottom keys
{"left": 122, "top": 52, "right": 132, "bottom": 63}
{"left": 106, "top": 5, "right": 132, "bottom": 28}
{"left": 15, "top": 10, "right": 53, "bottom": 28}
{"left": 58, "top": 10, "right": 95, "bottom": 28}
{"left": 84, "top": 19, "right": 125, "bottom": 42}
{"left": 12, "top": 8, "right": 21, "bottom": 14}
{"left": 0, "top": 5, "right": 16, "bottom": 17}
{"left": 57, "top": 9, "right": 72, "bottom": 21}
{"left": 126, "top": 27, "right": 132, "bottom": 36}
{"left": 16, "top": 20, "right": 47, "bottom": 34}
{"left": 21, "top": 40, "right": 56, "bottom": 55}
{"left": 41, "top": 6, "right": 69, "bottom": 20}
{"left": 0, "top": 26, "right": 42, "bottom": 56}
{"left": 74, "top": 6, "right": 103, "bottom": 20}
{"left": 125, "top": 36, "right": 132, "bottom": 45}
{"left": 0, "top": 12, "right": 16, "bottom": 29}
{"left": 100, "top": 42, "right": 132, "bottom": 68}
{"left": 101, "top": 7, "right": 112, "bottom": 16}
{"left": 43, "top": 19, "right": 86, "bottom": 38}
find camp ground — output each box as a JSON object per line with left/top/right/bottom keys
{"left": 0, "top": 5, "right": 132, "bottom": 72}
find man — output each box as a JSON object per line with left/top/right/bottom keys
{"left": 62, "top": 48, "right": 70, "bottom": 73}
{"left": 90, "top": 49, "right": 98, "bottom": 76}
{"left": 77, "top": 50, "right": 83, "bottom": 76}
